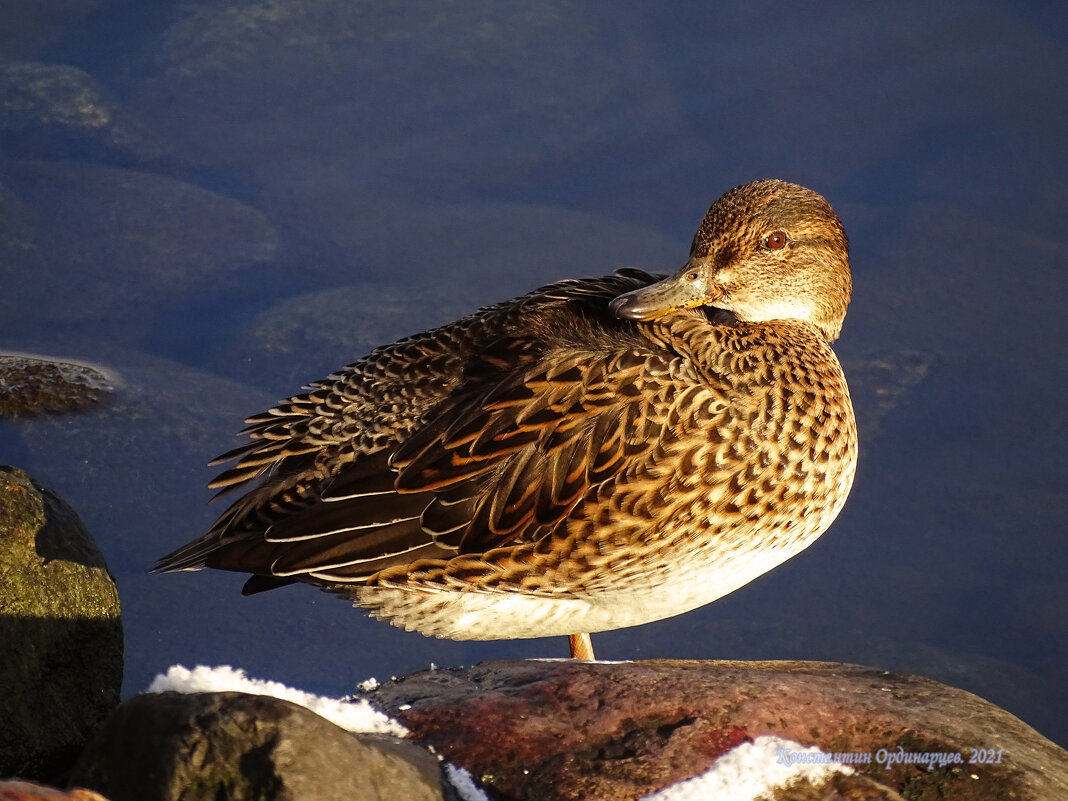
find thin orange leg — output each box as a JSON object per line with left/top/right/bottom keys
{"left": 569, "top": 632, "right": 595, "bottom": 660}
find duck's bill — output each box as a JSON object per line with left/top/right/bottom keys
{"left": 609, "top": 272, "right": 722, "bottom": 321}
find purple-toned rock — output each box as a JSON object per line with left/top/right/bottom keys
{"left": 369, "top": 659, "right": 1068, "bottom": 801}
{"left": 0, "top": 780, "right": 109, "bottom": 801}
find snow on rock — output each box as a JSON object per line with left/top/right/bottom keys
{"left": 444, "top": 764, "right": 492, "bottom": 801}
{"left": 147, "top": 664, "right": 407, "bottom": 737}
{"left": 642, "top": 736, "right": 850, "bottom": 801}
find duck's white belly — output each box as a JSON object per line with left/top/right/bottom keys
{"left": 355, "top": 530, "right": 817, "bottom": 640}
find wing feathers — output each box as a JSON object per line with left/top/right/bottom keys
{"left": 154, "top": 269, "right": 719, "bottom": 589}
{"left": 269, "top": 518, "right": 431, "bottom": 575}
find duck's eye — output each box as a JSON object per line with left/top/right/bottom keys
{"left": 684, "top": 270, "right": 700, "bottom": 282}
{"left": 764, "top": 231, "right": 787, "bottom": 250}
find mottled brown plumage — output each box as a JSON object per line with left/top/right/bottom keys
{"left": 156, "top": 179, "right": 857, "bottom": 658}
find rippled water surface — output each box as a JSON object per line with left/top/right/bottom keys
{"left": 1, "top": 2, "right": 1065, "bottom": 747}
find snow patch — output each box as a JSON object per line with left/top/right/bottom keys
{"left": 641, "top": 735, "right": 851, "bottom": 801}
{"left": 147, "top": 664, "right": 407, "bottom": 737}
{"left": 444, "top": 763, "right": 492, "bottom": 801}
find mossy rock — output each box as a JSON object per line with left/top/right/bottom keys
{"left": 0, "top": 465, "right": 123, "bottom": 780}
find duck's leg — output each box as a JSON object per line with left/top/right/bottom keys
{"left": 569, "top": 633, "right": 595, "bottom": 660}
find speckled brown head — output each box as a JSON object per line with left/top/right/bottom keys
{"left": 611, "top": 180, "right": 851, "bottom": 341}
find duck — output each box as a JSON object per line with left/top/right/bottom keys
{"left": 155, "top": 179, "right": 857, "bottom": 661}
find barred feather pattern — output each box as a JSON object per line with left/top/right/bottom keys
{"left": 157, "top": 270, "right": 856, "bottom": 638}
{"left": 358, "top": 311, "right": 856, "bottom": 638}
{"left": 156, "top": 179, "right": 858, "bottom": 642}
{"left": 159, "top": 270, "right": 666, "bottom": 574}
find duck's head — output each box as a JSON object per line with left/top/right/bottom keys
{"left": 610, "top": 180, "right": 851, "bottom": 342}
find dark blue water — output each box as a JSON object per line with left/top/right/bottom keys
{"left": 2, "top": 1, "right": 1065, "bottom": 749}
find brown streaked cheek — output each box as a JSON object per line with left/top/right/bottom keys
{"left": 714, "top": 247, "right": 736, "bottom": 270}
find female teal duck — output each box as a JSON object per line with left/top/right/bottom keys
{"left": 157, "top": 179, "right": 857, "bottom": 660}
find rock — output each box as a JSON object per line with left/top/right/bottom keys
{"left": 0, "top": 62, "right": 166, "bottom": 164}
{"left": 369, "top": 659, "right": 1068, "bottom": 801}
{"left": 0, "top": 780, "right": 110, "bottom": 801}
{"left": 70, "top": 691, "right": 444, "bottom": 801}
{"left": 0, "top": 160, "right": 278, "bottom": 332}
{"left": 0, "top": 353, "right": 116, "bottom": 418}
{"left": 762, "top": 772, "right": 904, "bottom": 801}
{"left": 6, "top": 348, "right": 277, "bottom": 579}
{"left": 211, "top": 281, "right": 474, "bottom": 390}
{"left": 627, "top": 736, "right": 905, "bottom": 801}
{"left": 3, "top": 349, "right": 298, "bottom": 696}
{"left": 135, "top": 1, "right": 656, "bottom": 186}
{"left": 0, "top": 467, "right": 122, "bottom": 781}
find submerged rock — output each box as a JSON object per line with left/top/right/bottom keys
{"left": 212, "top": 281, "right": 473, "bottom": 390}
{"left": 0, "top": 160, "right": 278, "bottom": 332}
{"left": 139, "top": 0, "right": 648, "bottom": 179}
{"left": 0, "top": 467, "right": 122, "bottom": 780}
{"left": 0, "top": 61, "right": 165, "bottom": 164}
{"left": 0, "top": 354, "right": 116, "bottom": 418}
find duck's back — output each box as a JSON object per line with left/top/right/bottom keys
{"left": 158, "top": 268, "right": 668, "bottom": 577}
